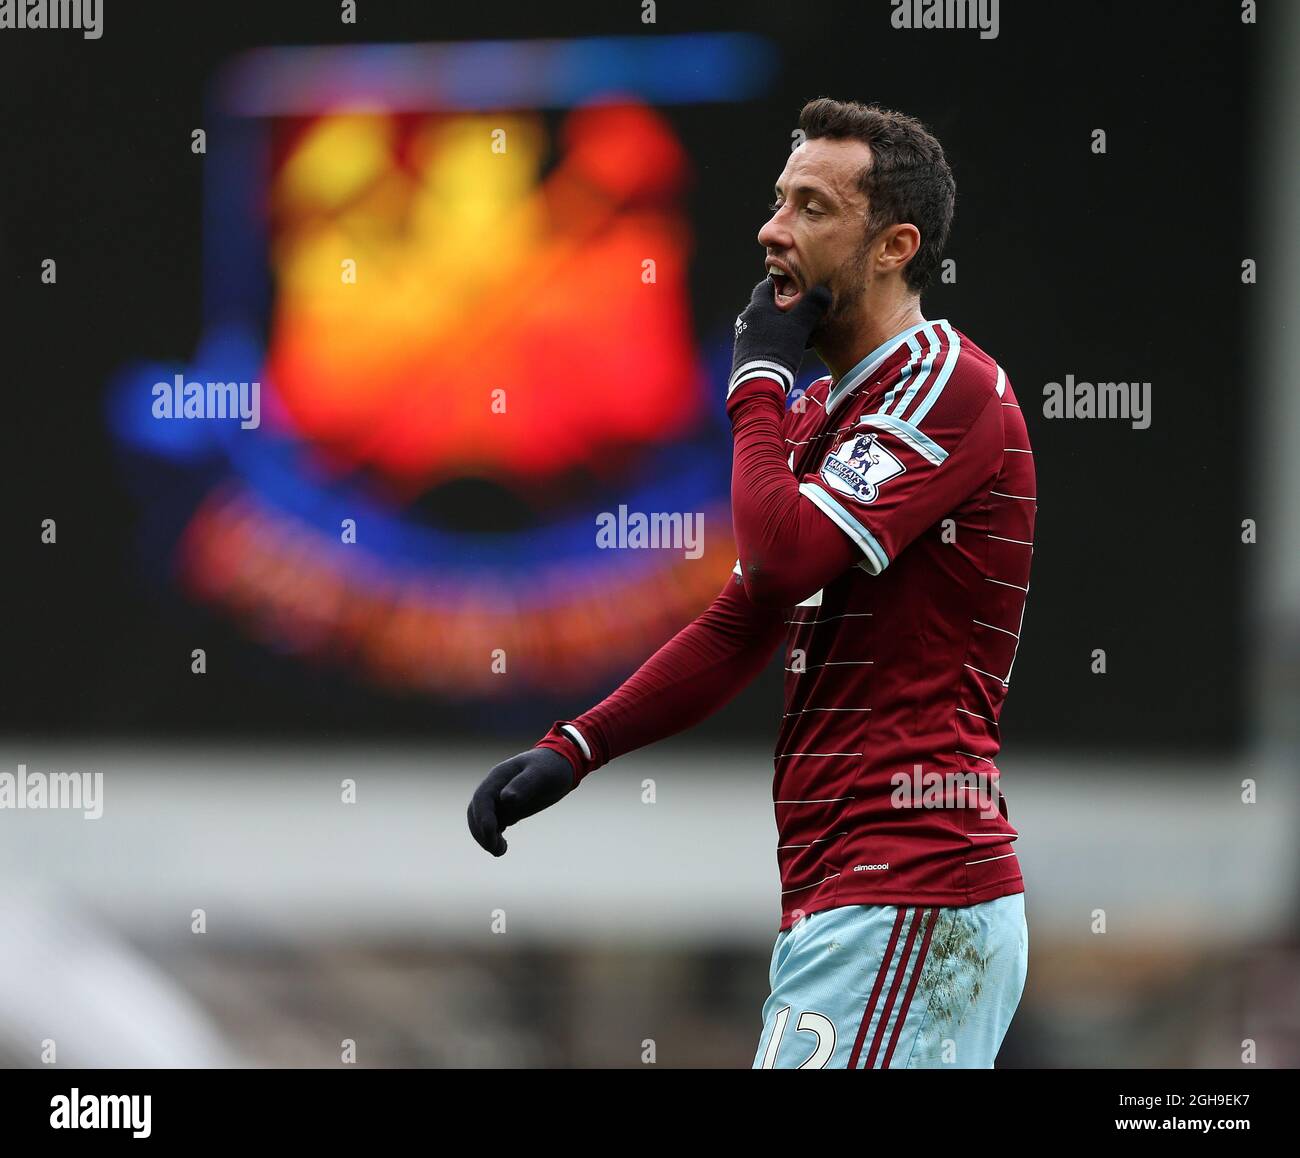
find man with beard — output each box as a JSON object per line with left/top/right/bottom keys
{"left": 468, "top": 98, "right": 1036, "bottom": 1069}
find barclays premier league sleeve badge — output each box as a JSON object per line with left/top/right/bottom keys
{"left": 820, "top": 432, "right": 906, "bottom": 504}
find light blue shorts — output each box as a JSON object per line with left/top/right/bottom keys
{"left": 753, "top": 893, "right": 1028, "bottom": 1069}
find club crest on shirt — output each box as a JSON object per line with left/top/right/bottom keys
{"left": 820, "top": 432, "right": 905, "bottom": 504}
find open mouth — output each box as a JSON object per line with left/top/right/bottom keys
{"left": 766, "top": 262, "right": 802, "bottom": 309}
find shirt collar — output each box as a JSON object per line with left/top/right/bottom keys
{"left": 825, "top": 318, "right": 941, "bottom": 415}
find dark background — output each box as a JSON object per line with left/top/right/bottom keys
{"left": 2, "top": 0, "right": 1253, "bottom": 750}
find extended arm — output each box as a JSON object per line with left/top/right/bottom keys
{"left": 535, "top": 571, "right": 787, "bottom": 779}
{"left": 467, "top": 573, "right": 786, "bottom": 854}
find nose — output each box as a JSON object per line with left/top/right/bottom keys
{"left": 757, "top": 205, "right": 791, "bottom": 251}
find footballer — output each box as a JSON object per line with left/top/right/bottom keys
{"left": 468, "top": 97, "right": 1035, "bottom": 1069}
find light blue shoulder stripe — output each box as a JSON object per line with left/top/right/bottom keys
{"left": 884, "top": 324, "right": 940, "bottom": 417}
{"left": 876, "top": 334, "right": 924, "bottom": 414}
{"left": 905, "top": 321, "right": 962, "bottom": 426}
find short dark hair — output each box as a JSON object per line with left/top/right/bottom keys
{"left": 798, "top": 97, "right": 955, "bottom": 293}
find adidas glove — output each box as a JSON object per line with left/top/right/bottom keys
{"left": 727, "top": 277, "right": 832, "bottom": 401}
{"left": 467, "top": 746, "right": 577, "bottom": 856}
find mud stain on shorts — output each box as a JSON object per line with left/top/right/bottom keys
{"left": 920, "top": 908, "right": 990, "bottom": 1031}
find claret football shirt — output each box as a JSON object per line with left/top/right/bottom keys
{"left": 539, "top": 318, "right": 1035, "bottom": 931}
{"left": 764, "top": 318, "right": 1035, "bottom": 926}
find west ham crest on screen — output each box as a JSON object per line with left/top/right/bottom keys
{"left": 820, "top": 432, "right": 906, "bottom": 504}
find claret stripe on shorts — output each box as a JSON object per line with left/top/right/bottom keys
{"left": 863, "top": 907, "right": 927, "bottom": 1068}
{"left": 847, "top": 906, "right": 909, "bottom": 1069}
{"left": 842, "top": 906, "right": 942, "bottom": 1069}
{"left": 880, "top": 907, "right": 941, "bottom": 1067}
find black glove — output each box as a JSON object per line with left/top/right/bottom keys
{"left": 467, "top": 746, "right": 576, "bottom": 856}
{"left": 727, "top": 277, "right": 832, "bottom": 401}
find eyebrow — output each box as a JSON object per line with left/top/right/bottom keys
{"left": 774, "top": 181, "right": 837, "bottom": 204}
